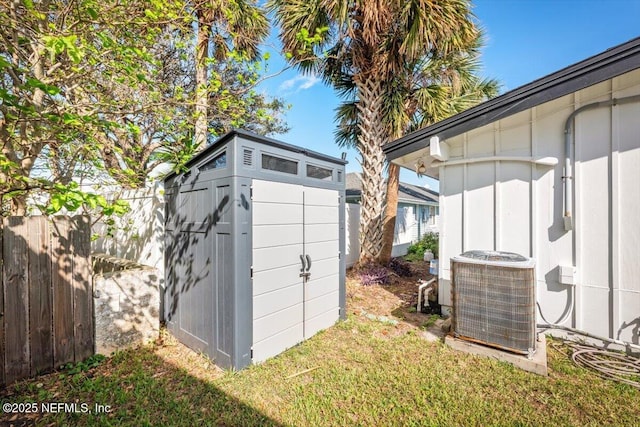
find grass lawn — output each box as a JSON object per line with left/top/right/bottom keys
{"left": 2, "top": 265, "right": 639, "bottom": 426}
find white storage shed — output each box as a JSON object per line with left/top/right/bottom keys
{"left": 164, "top": 130, "right": 347, "bottom": 370}
{"left": 384, "top": 37, "right": 640, "bottom": 347}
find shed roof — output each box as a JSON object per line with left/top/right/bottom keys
{"left": 384, "top": 36, "right": 640, "bottom": 160}
{"left": 164, "top": 129, "right": 347, "bottom": 181}
{"left": 345, "top": 173, "right": 438, "bottom": 205}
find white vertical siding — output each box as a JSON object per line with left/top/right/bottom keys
{"left": 344, "top": 202, "right": 440, "bottom": 267}
{"left": 438, "top": 67, "right": 640, "bottom": 342}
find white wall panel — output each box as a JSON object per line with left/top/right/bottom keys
{"left": 617, "top": 290, "right": 640, "bottom": 343}
{"left": 305, "top": 290, "right": 340, "bottom": 320}
{"left": 253, "top": 303, "right": 303, "bottom": 343}
{"left": 305, "top": 309, "right": 339, "bottom": 339}
{"left": 305, "top": 206, "right": 339, "bottom": 224}
{"left": 253, "top": 244, "right": 303, "bottom": 272}
{"left": 252, "top": 323, "right": 304, "bottom": 363}
{"left": 436, "top": 70, "right": 640, "bottom": 342}
{"left": 615, "top": 101, "right": 640, "bottom": 294}
{"left": 305, "top": 240, "right": 338, "bottom": 262}
{"left": 466, "top": 128, "right": 494, "bottom": 157}
{"left": 499, "top": 111, "right": 531, "bottom": 156}
{"left": 465, "top": 163, "right": 495, "bottom": 251}
{"left": 252, "top": 180, "right": 302, "bottom": 203}
{"left": 305, "top": 223, "right": 339, "bottom": 243}
{"left": 252, "top": 203, "right": 303, "bottom": 225}
{"left": 253, "top": 264, "right": 302, "bottom": 296}
{"left": 575, "top": 106, "right": 611, "bottom": 289}
{"left": 253, "top": 284, "right": 303, "bottom": 320}
{"left": 580, "top": 286, "right": 611, "bottom": 338}
{"left": 253, "top": 224, "right": 303, "bottom": 248}
{"left": 306, "top": 274, "right": 339, "bottom": 300}
{"left": 497, "top": 163, "right": 531, "bottom": 256}
{"left": 304, "top": 186, "right": 339, "bottom": 206}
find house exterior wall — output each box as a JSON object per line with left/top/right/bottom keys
{"left": 92, "top": 184, "right": 165, "bottom": 275}
{"left": 438, "top": 68, "right": 640, "bottom": 343}
{"left": 344, "top": 202, "right": 440, "bottom": 267}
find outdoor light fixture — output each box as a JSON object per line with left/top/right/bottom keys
{"left": 415, "top": 159, "right": 427, "bottom": 175}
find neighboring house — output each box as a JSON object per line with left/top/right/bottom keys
{"left": 384, "top": 37, "right": 640, "bottom": 346}
{"left": 344, "top": 172, "right": 439, "bottom": 265}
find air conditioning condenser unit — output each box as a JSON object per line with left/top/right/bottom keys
{"left": 451, "top": 251, "right": 536, "bottom": 356}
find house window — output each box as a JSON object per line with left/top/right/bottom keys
{"left": 306, "top": 164, "right": 333, "bottom": 180}
{"left": 428, "top": 206, "right": 437, "bottom": 225}
{"left": 199, "top": 151, "right": 226, "bottom": 171}
{"left": 261, "top": 153, "right": 298, "bottom": 175}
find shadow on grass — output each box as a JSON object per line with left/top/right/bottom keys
{"left": 0, "top": 345, "right": 282, "bottom": 427}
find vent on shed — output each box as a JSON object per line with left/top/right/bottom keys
{"left": 243, "top": 149, "right": 253, "bottom": 167}
{"left": 451, "top": 251, "right": 536, "bottom": 356}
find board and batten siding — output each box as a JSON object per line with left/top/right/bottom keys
{"left": 439, "top": 67, "right": 640, "bottom": 343}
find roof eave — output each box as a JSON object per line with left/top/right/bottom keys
{"left": 384, "top": 36, "right": 640, "bottom": 160}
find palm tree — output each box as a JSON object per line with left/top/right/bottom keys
{"left": 334, "top": 35, "right": 499, "bottom": 263}
{"left": 269, "top": 0, "right": 484, "bottom": 264}
{"left": 194, "top": 0, "right": 269, "bottom": 147}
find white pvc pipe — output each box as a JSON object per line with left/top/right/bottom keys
{"left": 432, "top": 155, "right": 558, "bottom": 167}
{"left": 417, "top": 278, "right": 436, "bottom": 312}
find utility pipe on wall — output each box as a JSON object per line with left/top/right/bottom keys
{"left": 563, "top": 94, "right": 640, "bottom": 230}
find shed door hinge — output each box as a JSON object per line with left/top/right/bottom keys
{"left": 251, "top": 348, "right": 253, "bottom": 359}
{"left": 338, "top": 251, "right": 341, "bottom": 259}
{"left": 250, "top": 266, "right": 253, "bottom": 279}
{"left": 250, "top": 186, "right": 253, "bottom": 200}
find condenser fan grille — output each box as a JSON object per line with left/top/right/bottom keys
{"left": 451, "top": 252, "right": 536, "bottom": 355}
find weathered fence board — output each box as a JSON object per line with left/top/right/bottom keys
{"left": 72, "top": 216, "right": 93, "bottom": 361}
{"left": 1, "top": 216, "right": 93, "bottom": 386}
{"left": 4, "top": 217, "right": 30, "bottom": 384}
{"left": 28, "top": 216, "right": 53, "bottom": 375}
{"left": 0, "top": 226, "right": 4, "bottom": 386}
{"left": 52, "top": 217, "right": 74, "bottom": 367}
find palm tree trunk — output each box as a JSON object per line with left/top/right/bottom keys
{"left": 194, "top": 8, "right": 211, "bottom": 148}
{"left": 356, "top": 78, "right": 387, "bottom": 264}
{"left": 379, "top": 162, "right": 400, "bottom": 263}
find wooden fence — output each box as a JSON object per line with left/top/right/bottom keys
{"left": 0, "top": 216, "right": 93, "bottom": 386}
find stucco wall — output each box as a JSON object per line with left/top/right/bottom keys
{"left": 93, "top": 253, "right": 160, "bottom": 355}
{"left": 437, "top": 68, "right": 640, "bottom": 343}
{"left": 92, "top": 184, "right": 164, "bottom": 274}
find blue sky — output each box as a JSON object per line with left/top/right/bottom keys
{"left": 257, "top": 0, "right": 640, "bottom": 190}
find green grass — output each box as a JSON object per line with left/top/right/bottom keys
{"left": 2, "top": 316, "right": 639, "bottom": 426}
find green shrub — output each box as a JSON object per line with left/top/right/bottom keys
{"left": 405, "top": 232, "right": 439, "bottom": 261}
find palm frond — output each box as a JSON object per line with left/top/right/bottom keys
{"left": 333, "top": 100, "right": 359, "bottom": 148}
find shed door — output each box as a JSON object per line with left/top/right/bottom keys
{"left": 251, "top": 180, "right": 340, "bottom": 363}
{"left": 165, "top": 180, "right": 234, "bottom": 367}
{"left": 303, "top": 187, "right": 340, "bottom": 339}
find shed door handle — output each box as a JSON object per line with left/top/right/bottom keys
{"left": 305, "top": 254, "right": 312, "bottom": 272}
{"left": 300, "top": 254, "right": 307, "bottom": 272}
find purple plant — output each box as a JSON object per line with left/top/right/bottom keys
{"left": 358, "top": 264, "right": 391, "bottom": 286}
{"left": 388, "top": 257, "right": 412, "bottom": 277}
